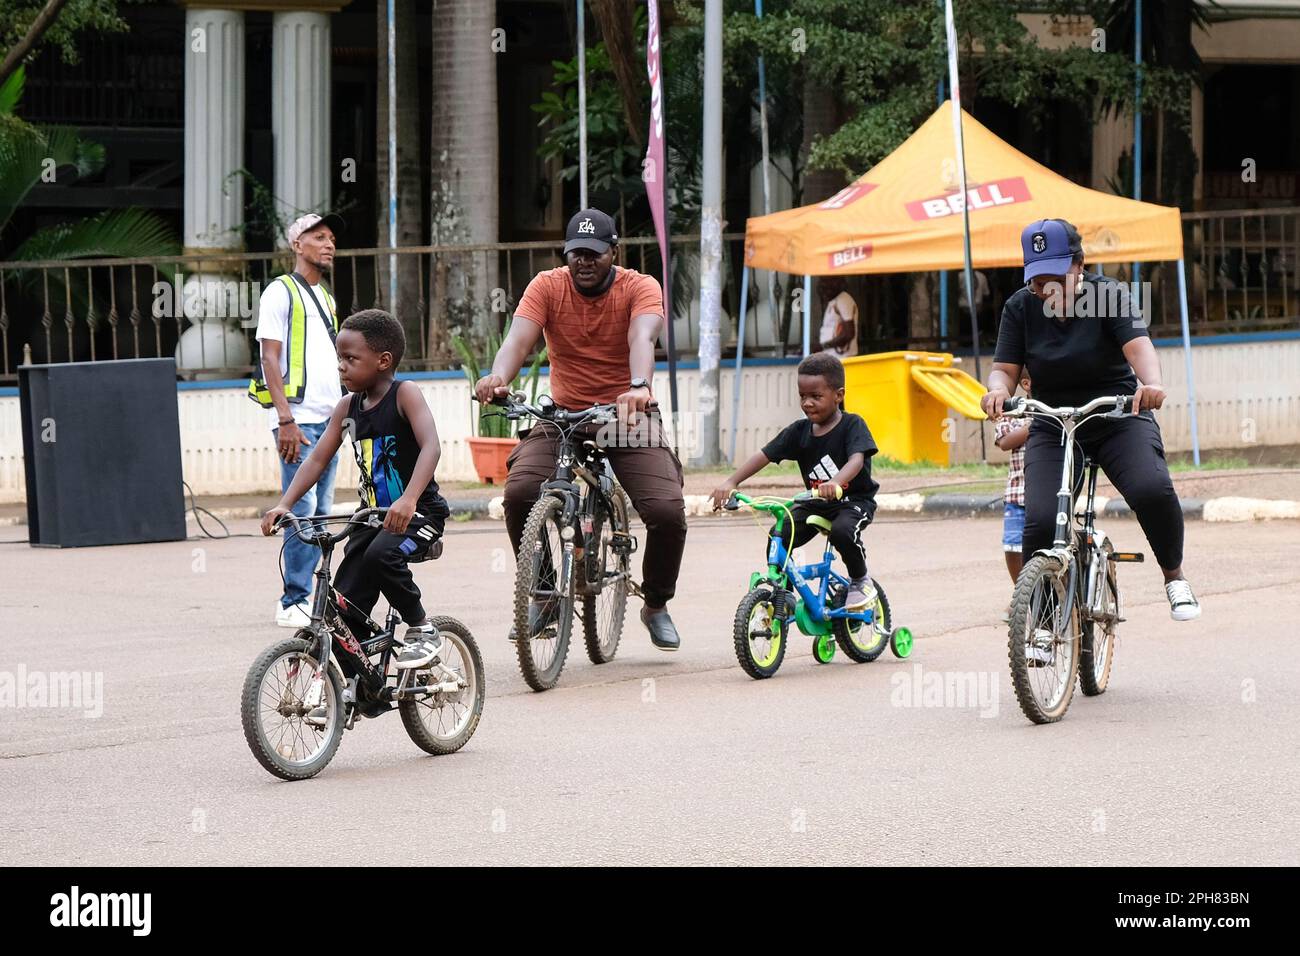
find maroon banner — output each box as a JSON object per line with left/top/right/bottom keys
{"left": 644, "top": 0, "right": 669, "bottom": 316}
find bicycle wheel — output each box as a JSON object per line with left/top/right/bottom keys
{"left": 581, "top": 485, "right": 631, "bottom": 665}
{"left": 833, "top": 579, "right": 892, "bottom": 663}
{"left": 1008, "top": 555, "right": 1080, "bottom": 724}
{"left": 400, "top": 616, "right": 486, "bottom": 754}
{"left": 734, "top": 587, "right": 786, "bottom": 679}
{"left": 240, "top": 635, "right": 345, "bottom": 780}
{"left": 1080, "top": 557, "right": 1118, "bottom": 697}
{"left": 514, "top": 494, "right": 573, "bottom": 692}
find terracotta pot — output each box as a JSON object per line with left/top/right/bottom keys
{"left": 467, "top": 436, "right": 518, "bottom": 485}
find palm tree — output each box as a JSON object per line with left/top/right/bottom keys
{"left": 430, "top": 0, "right": 498, "bottom": 342}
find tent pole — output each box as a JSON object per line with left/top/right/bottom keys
{"left": 1176, "top": 257, "right": 1201, "bottom": 467}
{"left": 731, "top": 266, "right": 750, "bottom": 463}
{"left": 937, "top": 58, "right": 948, "bottom": 352}
{"left": 802, "top": 274, "right": 812, "bottom": 358}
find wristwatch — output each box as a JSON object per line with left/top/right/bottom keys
{"left": 630, "top": 377, "right": 650, "bottom": 390}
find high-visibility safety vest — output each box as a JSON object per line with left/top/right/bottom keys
{"left": 247, "top": 274, "right": 338, "bottom": 407}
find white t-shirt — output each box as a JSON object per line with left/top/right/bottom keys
{"left": 254, "top": 277, "right": 343, "bottom": 428}
{"left": 819, "top": 290, "right": 859, "bottom": 358}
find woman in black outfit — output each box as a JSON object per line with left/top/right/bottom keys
{"left": 980, "top": 219, "right": 1200, "bottom": 622}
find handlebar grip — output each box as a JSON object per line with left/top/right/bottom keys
{"left": 723, "top": 497, "right": 739, "bottom": 511}
{"left": 1002, "top": 396, "right": 1023, "bottom": 413}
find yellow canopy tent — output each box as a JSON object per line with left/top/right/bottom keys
{"left": 731, "top": 101, "right": 1200, "bottom": 462}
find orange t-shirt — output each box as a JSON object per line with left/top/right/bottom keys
{"left": 514, "top": 266, "right": 664, "bottom": 408}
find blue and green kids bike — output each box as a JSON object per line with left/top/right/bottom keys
{"left": 724, "top": 491, "right": 913, "bottom": 679}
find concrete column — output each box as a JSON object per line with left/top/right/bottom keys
{"left": 184, "top": 8, "right": 244, "bottom": 253}
{"left": 272, "top": 10, "right": 331, "bottom": 241}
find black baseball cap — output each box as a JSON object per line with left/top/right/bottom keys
{"left": 563, "top": 208, "right": 618, "bottom": 255}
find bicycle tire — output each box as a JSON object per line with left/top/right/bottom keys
{"left": 734, "top": 587, "right": 786, "bottom": 679}
{"left": 581, "top": 485, "right": 631, "bottom": 665}
{"left": 513, "top": 494, "right": 573, "bottom": 691}
{"left": 241, "top": 635, "right": 345, "bottom": 780}
{"left": 400, "top": 616, "right": 486, "bottom": 754}
{"left": 1080, "top": 558, "right": 1118, "bottom": 697}
{"left": 1008, "top": 554, "right": 1080, "bottom": 724}
{"left": 833, "top": 579, "right": 892, "bottom": 663}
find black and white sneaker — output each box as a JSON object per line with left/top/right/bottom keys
{"left": 395, "top": 623, "right": 442, "bottom": 669}
{"left": 1166, "top": 579, "right": 1201, "bottom": 621}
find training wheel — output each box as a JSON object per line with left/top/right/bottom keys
{"left": 813, "top": 634, "right": 836, "bottom": 664}
{"left": 889, "top": 627, "right": 913, "bottom": 659}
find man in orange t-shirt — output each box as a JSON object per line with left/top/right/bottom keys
{"left": 474, "top": 208, "right": 686, "bottom": 651}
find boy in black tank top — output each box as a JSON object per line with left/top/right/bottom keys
{"left": 262, "top": 309, "right": 450, "bottom": 669}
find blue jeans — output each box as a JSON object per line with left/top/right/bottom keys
{"left": 276, "top": 420, "right": 339, "bottom": 608}
{"left": 1002, "top": 503, "right": 1026, "bottom": 553}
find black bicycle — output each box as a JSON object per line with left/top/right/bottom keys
{"left": 491, "top": 392, "right": 637, "bottom": 691}
{"left": 1000, "top": 395, "right": 1143, "bottom": 724}
{"left": 241, "top": 507, "right": 485, "bottom": 779}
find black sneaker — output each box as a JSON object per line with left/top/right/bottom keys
{"left": 395, "top": 623, "right": 442, "bottom": 669}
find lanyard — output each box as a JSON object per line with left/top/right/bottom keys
{"left": 291, "top": 272, "right": 337, "bottom": 344}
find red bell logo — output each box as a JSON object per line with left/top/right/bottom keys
{"left": 905, "top": 176, "right": 1032, "bottom": 221}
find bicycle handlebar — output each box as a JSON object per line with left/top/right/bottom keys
{"left": 486, "top": 391, "right": 619, "bottom": 427}
{"left": 726, "top": 486, "right": 842, "bottom": 513}
{"left": 275, "top": 507, "right": 387, "bottom": 545}
{"left": 1001, "top": 394, "right": 1134, "bottom": 421}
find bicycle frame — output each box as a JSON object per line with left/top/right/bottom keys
{"left": 1007, "top": 395, "right": 1141, "bottom": 631}
{"left": 282, "top": 511, "right": 450, "bottom": 716}
{"left": 761, "top": 534, "right": 874, "bottom": 627}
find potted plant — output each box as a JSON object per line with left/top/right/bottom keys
{"left": 452, "top": 323, "right": 547, "bottom": 484}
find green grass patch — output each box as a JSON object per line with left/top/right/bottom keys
{"left": 1168, "top": 456, "right": 1250, "bottom": 473}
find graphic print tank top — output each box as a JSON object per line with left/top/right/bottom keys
{"left": 348, "top": 382, "right": 446, "bottom": 517}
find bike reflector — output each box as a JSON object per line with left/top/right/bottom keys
{"left": 1111, "top": 552, "right": 1144, "bottom": 563}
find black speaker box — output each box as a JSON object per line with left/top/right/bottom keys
{"left": 19, "top": 358, "right": 187, "bottom": 548}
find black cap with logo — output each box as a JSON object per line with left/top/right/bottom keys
{"left": 563, "top": 208, "right": 618, "bottom": 255}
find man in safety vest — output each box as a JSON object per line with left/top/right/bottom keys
{"left": 250, "top": 212, "right": 345, "bottom": 628}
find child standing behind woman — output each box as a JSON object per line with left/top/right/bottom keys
{"left": 995, "top": 373, "right": 1032, "bottom": 616}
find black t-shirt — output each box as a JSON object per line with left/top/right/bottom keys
{"left": 761, "top": 412, "right": 879, "bottom": 502}
{"left": 993, "top": 274, "right": 1149, "bottom": 408}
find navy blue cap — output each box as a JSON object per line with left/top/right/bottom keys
{"left": 1021, "top": 219, "right": 1082, "bottom": 281}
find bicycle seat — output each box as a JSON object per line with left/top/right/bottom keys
{"left": 805, "top": 515, "right": 833, "bottom": 535}
{"left": 408, "top": 539, "right": 444, "bottom": 563}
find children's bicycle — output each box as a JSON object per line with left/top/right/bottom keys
{"left": 723, "top": 491, "right": 913, "bottom": 679}
{"left": 1000, "top": 394, "right": 1141, "bottom": 724}
{"left": 241, "top": 507, "right": 485, "bottom": 780}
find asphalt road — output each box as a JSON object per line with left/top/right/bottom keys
{"left": 2, "top": 513, "right": 1297, "bottom": 866}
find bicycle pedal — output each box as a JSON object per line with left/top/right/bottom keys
{"left": 611, "top": 533, "right": 638, "bottom": 556}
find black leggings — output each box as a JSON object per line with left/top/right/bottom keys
{"left": 1022, "top": 413, "right": 1183, "bottom": 570}
{"left": 770, "top": 497, "right": 874, "bottom": 580}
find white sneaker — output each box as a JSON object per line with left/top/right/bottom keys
{"left": 845, "top": 579, "right": 878, "bottom": 610}
{"left": 1166, "top": 579, "right": 1201, "bottom": 621}
{"left": 1026, "top": 628, "right": 1054, "bottom": 667}
{"left": 276, "top": 602, "right": 311, "bottom": 629}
